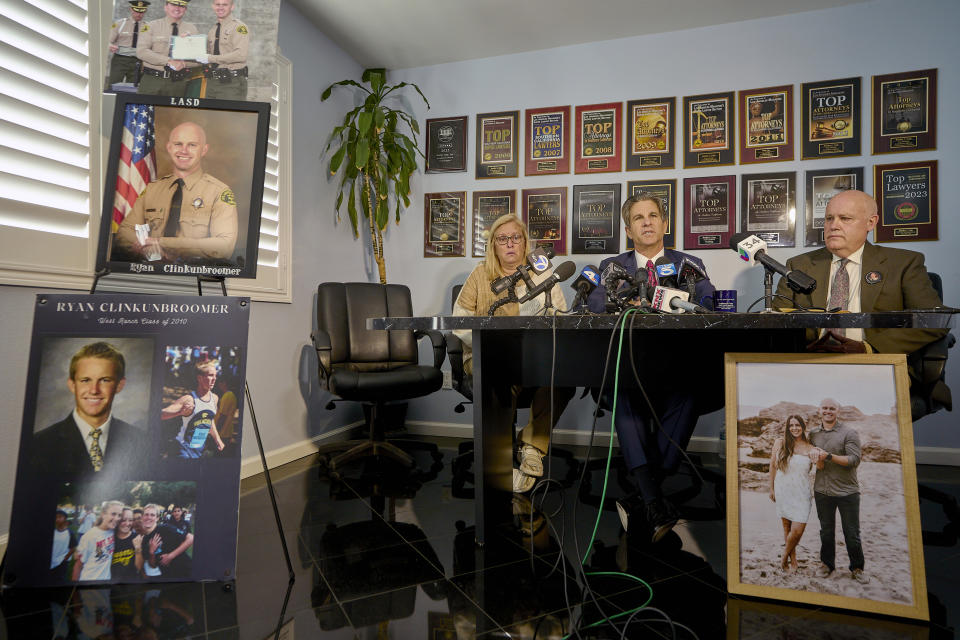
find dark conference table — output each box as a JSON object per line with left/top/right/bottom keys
{"left": 371, "top": 310, "right": 956, "bottom": 544}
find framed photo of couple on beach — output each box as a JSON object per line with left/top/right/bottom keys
{"left": 724, "top": 353, "right": 928, "bottom": 621}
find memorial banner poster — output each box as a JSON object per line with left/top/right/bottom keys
{"left": 5, "top": 294, "right": 250, "bottom": 587}
{"left": 476, "top": 111, "right": 519, "bottom": 178}
{"left": 525, "top": 105, "right": 571, "bottom": 176}
{"left": 575, "top": 102, "right": 622, "bottom": 174}
{"left": 571, "top": 184, "right": 621, "bottom": 255}
{"left": 683, "top": 175, "right": 736, "bottom": 249}
{"left": 425, "top": 116, "right": 468, "bottom": 173}
{"left": 626, "top": 97, "right": 675, "bottom": 170}
{"left": 472, "top": 190, "right": 516, "bottom": 257}
{"left": 872, "top": 68, "right": 937, "bottom": 154}
{"left": 683, "top": 92, "right": 735, "bottom": 168}
{"left": 739, "top": 85, "right": 794, "bottom": 164}
{"left": 804, "top": 167, "right": 863, "bottom": 247}
{"left": 626, "top": 179, "right": 677, "bottom": 250}
{"left": 423, "top": 192, "right": 466, "bottom": 257}
{"left": 522, "top": 187, "right": 568, "bottom": 255}
{"left": 874, "top": 161, "right": 938, "bottom": 243}
{"left": 740, "top": 172, "right": 796, "bottom": 248}
{"left": 801, "top": 76, "right": 861, "bottom": 159}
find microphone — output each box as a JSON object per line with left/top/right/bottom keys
{"left": 677, "top": 257, "right": 708, "bottom": 299}
{"left": 651, "top": 286, "right": 709, "bottom": 314}
{"left": 600, "top": 262, "right": 631, "bottom": 311}
{"left": 570, "top": 264, "right": 601, "bottom": 308}
{"left": 491, "top": 247, "right": 557, "bottom": 294}
{"left": 654, "top": 256, "right": 678, "bottom": 289}
{"left": 526, "top": 246, "right": 555, "bottom": 274}
{"left": 729, "top": 232, "right": 817, "bottom": 294}
{"left": 517, "top": 261, "right": 576, "bottom": 304}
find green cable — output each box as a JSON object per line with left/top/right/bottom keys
{"left": 563, "top": 308, "right": 657, "bottom": 640}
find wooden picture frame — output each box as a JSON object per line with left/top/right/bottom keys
{"left": 874, "top": 160, "right": 938, "bottom": 243}
{"left": 725, "top": 353, "right": 928, "bottom": 621}
{"left": 521, "top": 186, "right": 567, "bottom": 255}
{"left": 739, "top": 171, "right": 796, "bottom": 248}
{"left": 476, "top": 111, "right": 519, "bottom": 179}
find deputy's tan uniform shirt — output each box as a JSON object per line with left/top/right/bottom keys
{"left": 110, "top": 18, "right": 140, "bottom": 55}
{"left": 206, "top": 16, "right": 249, "bottom": 70}
{"left": 136, "top": 17, "right": 200, "bottom": 71}
{"left": 116, "top": 172, "right": 238, "bottom": 260}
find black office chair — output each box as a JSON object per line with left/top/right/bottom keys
{"left": 909, "top": 273, "right": 954, "bottom": 421}
{"left": 910, "top": 273, "right": 957, "bottom": 545}
{"left": 446, "top": 284, "right": 580, "bottom": 498}
{"left": 311, "top": 282, "right": 445, "bottom": 475}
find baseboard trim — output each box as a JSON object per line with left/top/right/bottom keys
{"left": 405, "top": 421, "right": 959, "bottom": 465}
{"left": 239, "top": 420, "right": 364, "bottom": 479}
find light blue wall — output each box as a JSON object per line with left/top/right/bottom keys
{"left": 379, "top": 0, "right": 960, "bottom": 449}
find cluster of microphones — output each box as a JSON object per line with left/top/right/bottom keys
{"left": 487, "top": 232, "right": 817, "bottom": 315}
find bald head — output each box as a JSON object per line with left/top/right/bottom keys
{"left": 819, "top": 397, "right": 839, "bottom": 429}
{"left": 166, "top": 122, "right": 209, "bottom": 177}
{"left": 823, "top": 189, "right": 878, "bottom": 258}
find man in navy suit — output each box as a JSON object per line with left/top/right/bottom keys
{"left": 33, "top": 342, "right": 143, "bottom": 474}
{"left": 587, "top": 193, "right": 716, "bottom": 542}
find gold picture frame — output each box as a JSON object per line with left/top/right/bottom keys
{"left": 725, "top": 352, "right": 928, "bottom": 621}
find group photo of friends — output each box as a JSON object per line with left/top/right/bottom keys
{"left": 52, "top": 481, "right": 197, "bottom": 584}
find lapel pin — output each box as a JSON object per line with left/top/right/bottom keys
{"left": 865, "top": 271, "right": 882, "bottom": 284}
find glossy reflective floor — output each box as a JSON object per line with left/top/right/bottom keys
{"left": 2, "top": 438, "right": 959, "bottom": 639}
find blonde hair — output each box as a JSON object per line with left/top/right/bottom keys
{"left": 482, "top": 214, "right": 529, "bottom": 280}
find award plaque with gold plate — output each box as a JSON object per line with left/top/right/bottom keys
{"left": 525, "top": 105, "right": 570, "bottom": 176}
{"left": 872, "top": 68, "right": 937, "bottom": 154}
{"left": 683, "top": 91, "right": 735, "bottom": 168}
{"left": 424, "top": 191, "right": 466, "bottom": 257}
{"left": 626, "top": 97, "right": 675, "bottom": 170}
{"left": 476, "top": 111, "right": 519, "bottom": 179}
{"left": 471, "top": 190, "right": 516, "bottom": 257}
{"left": 575, "top": 102, "right": 622, "bottom": 174}
{"left": 801, "top": 76, "right": 861, "bottom": 159}
{"left": 683, "top": 175, "right": 736, "bottom": 249}
{"left": 738, "top": 85, "right": 793, "bottom": 164}
{"left": 521, "top": 186, "right": 568, "bottom": 255}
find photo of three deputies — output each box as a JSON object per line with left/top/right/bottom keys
{"left": 455, "top": 187, "right": 946, "bottom": 544}
{"left": 107, "top": 0, "right": 249, "bottom": 100}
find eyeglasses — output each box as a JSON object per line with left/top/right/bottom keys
{"left": 494, "top": 233, "right": 523, "bottom": 246}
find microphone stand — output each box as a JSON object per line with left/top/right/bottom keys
{"left": 762, "top": 266, "right": 776, "bottom": 313}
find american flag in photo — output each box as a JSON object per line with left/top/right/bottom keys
{"left": 112, "top": 104, "right": 157, "bottom": 232}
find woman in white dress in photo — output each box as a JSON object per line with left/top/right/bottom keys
{"left": 768, "top": 415, "right": 815, "bottom": 572}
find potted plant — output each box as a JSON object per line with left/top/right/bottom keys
{"left": 322, "top": 68, "right": 429, "bottom": 283}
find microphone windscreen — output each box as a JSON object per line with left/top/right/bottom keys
{"left": 554, "top": 261, "right": 576, "bottom": 281}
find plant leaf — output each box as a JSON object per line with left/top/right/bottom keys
{"left": 346, "top": 180, "right": 359, "bottom": 236}
{"left": 321, "top": 79, "right": 370, "bottom": 102}
{"left": 355, "top": 138, "right": 370, "bottom": 169}
{"left": 357, "top": 110, "right": 373, "bottom": 134}
{"left": 329, "top": 143, "right": 347, "bottom": 174}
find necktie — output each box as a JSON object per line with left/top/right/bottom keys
{"left": 132, "top": 23, "right": 139, "bottom": 49}
{"left": 163, "top": 178, "right": 184, "bottom": 237}
{"left": 169, "top": 22, "right": 178, "bottom": 58}
{"left": 646, "top": 259, "right": 657, "bottom": 289}
{"left": 214, "top": 23, "right": 221, "bottom": 55}
{"left": 89, "top": 427, "right": 104, "bottom": 472}
{"left": 828, "top": 258, "right": 850, "bottom": 336}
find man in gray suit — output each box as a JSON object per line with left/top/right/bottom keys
{"left": 774, "top": 189, "right": 945, "bottom": 356}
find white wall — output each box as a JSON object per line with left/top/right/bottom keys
{"left": 377, "top": 0, "right": 960, "bottom": 451}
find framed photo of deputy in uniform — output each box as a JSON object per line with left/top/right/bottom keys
{"left": 96, "top": 93, "right": 270, "bottom": 279}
